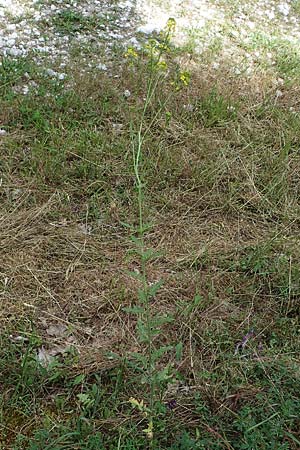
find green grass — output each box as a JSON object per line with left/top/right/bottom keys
{"left": 1, "top": 11, "right": 300, "bottom": 449}
{"left": 238, "top": 31, "right": 300, "bottom": 80}
{"left": 291, "top": 0, "right": 300, "bottom": 15}
{"left": 51, "top": 10, "right": 103, "bottom": 35}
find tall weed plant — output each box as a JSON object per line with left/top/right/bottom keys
{"left": 124, "top": 19, "right": 189, "bottom": 443}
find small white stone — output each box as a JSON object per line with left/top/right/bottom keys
{"left": 278, "top": 3, "right": 290, "bottom": 16}
{"left": 7, "top": 47, "right": 22, "bottom": 57}
{"left": 129, "top": 37, "right": 139, "bottom": 46}
{"left": 5, "top": 38, "right": 16, "bottom": 47}
{"left": 46, "top": 68, "right": 57, "bottom": 77}
{"left": 183, "top": 103, "right": 194, "bottom": 112}
{"left": 96, "top": 63, "right": 107, "bottom": 71}
{"left": 123, "top": 89, "right": 131, "bottom": 98}
{"left": 7, "top": 24, "right": 16, "bottom": 31}
{"left": 11, "top": 188, "right": 22, "bottom": 199}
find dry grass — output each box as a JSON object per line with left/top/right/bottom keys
{"left": 1, "top": 47, "right": 300, "bottom": 447}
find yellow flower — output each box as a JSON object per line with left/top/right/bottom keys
{"left": 157, "top": 60, "right": 168, "bottom": 71}
{"left": 125, "top": 47, "right": 138, "bottom": 58}
{"left": 158, "top": 42, "right": 169, "bottom": 51}
{"left": 179, "top": 71, "right": 190, "bottom": 86}
{"left": 166, "top": 18, "right": 176, "bottom": 32}
{"left": 171, "top": 71, "right": 191, "bottom": 91}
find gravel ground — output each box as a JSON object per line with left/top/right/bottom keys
{"left": 0, "top": 0, "right": 299, "bottom": 81}
{"left": 0, "top": 0, "right": 139, "bottom": 72}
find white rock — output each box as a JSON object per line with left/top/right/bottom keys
{"left": 278, "top": 3, "right": 290, "bottom": 16}
{"left": 46, "top": 68, "right": 57, "bottom": 77}
{"left": 7, "top": 47, "right": 22, "bottom": 57}
{"left": 36, "top": 347, "right": 54, "bottom": 367}
{"left": 96, "top": 63, "right": 107, "bottom": 70}
{"left": 267, "top": 10, "right": 275, "bottom": 20}
{"left": 46, "top": 323, "right": 67, "bottom": 337}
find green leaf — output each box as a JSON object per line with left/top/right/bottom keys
{"left": 165, "top": 111, "right": 172, "bottom": 126}
{"left": 106, "top": 351, "right": 121, "bottom": 360}
{"left": 193, "top": 294, "right": 203, "bottom": 306}
{"left": 148, "top": 279, "right": 163, "bottom": 298}
{"left": 124, "top": 269, "right": 145, "bottom": 282}
{"left": 152, "top": 345, "right": 173, "bottom": 361}
{"left": 77, "top": 393, "right": 94, "bottom": 407}
{"left": 138, "top": 288, "right": 147, "bottom": 303}
{"left": 120, "top": 221, "right": 136, "bottom": 230}
{"left": 144, "top": 328, "right": 163, "bottom": 339}
{"left": 123, "top": 306, "right": 144, "bottom": 315}
{"left": 175, "top": 342, "right": 183, "bottom": 361}
{"left": 155, "top": 366, "right": 172, "bottom": 382}
{"left": 130, "top": 235, "right": 143, "bottom": 247}
{"left": 137, "top": 318, "right": 148, "bottom": 342}
{"left": 184, "top": 294, "right": 203, "bottom": 316}
{"left": 152, "top": 314, "right": 174, "bottom": 326}
{"left": 140, "top": 248, "right": 162, "bottom": 262}
{"left": 128, "top": 352, "right": 147, "bottom": 365}
{"left": 92, "top": 383, "right": 98, "bottom": 396}
{"left": 72, "top": 374, "right": 85, "bottom": 385}
{"left": 140, "top": 222, "right": 153, "bottom": 233}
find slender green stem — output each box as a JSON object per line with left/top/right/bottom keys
{"left": 130, "top": 32, "right": 174, "bottom": 437}
{"left": 132, "top": 59, "right": 158, "bottom": 419}
{"left": 136, "top": 90, "right": 153, "bottom": 406}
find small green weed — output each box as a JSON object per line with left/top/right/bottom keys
{"left": 195, "top": 88, "right": 238, "bottom": 127}
{"left": 291, "top": 0, "right": 300, "bottom": 15}
{"left": 0, "top": 57, "right": 34, "bottom": 98}
{"left": 51, "top": 10, "right": 102, "bottom": 35}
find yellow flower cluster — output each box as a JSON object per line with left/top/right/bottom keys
{"left": 179, "top": 71, "right": 190, "bottom": 86}
{"left": 157, "top": 60, "right": 168, "bottom": 71}
{"left": 124, "top": 17, "right": 190, "bottom": 93}
{"left": 124, "top": 47, "right": 138, "bottom": 59}
{"left": 166, "top": 18, "right": 176, "bottom": 33}
{"left": 171, "top": 70, "right": 191, "bottom": 91}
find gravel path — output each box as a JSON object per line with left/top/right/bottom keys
{"left": 0, "top": 0, "right": 299, "bottom": 81}
{"left": 0, "top": 0, "right": 140, "bottom": 72}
